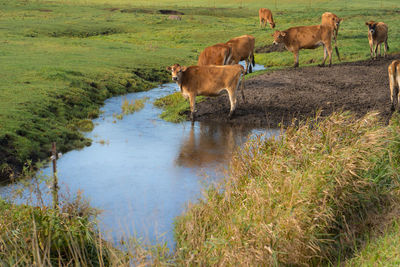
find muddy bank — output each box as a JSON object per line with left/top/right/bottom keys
{"left": 193, "top": 55, "right": 399, "bottom": 127}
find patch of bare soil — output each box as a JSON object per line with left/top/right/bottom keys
{"left": 255, "top": 43, "right": 286, "bottom": 53}
{"left": 159, "top": 10, "right": 184, "bottom": 15}
{"left": 193, "top": 55, "right": 400, "bottom": 127}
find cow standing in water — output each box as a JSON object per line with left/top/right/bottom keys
{"left": 198, "top": 43, "right": 232, "bottom": 66}
{"left": 388, "top": 60, "right": 400, "bottom": 111}
{"left": 321, "top": 12, "right": 342, "bottom": 61}
{"left": 226, "top": 35, "right": 255, "bottom": 74}
{"left": 259, "top": 8, "right": 275, "bottom": 29}
{"left": 166, "top": 64, "right": 245, "bottom": 121}
{"left": 272, "top": 25, "right": 338, "bottom": 68}
{"left": 365, "top": 21, "right": 389, "bottom": 59}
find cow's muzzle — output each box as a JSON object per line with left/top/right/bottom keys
{"left": 172, "top": 76, "right": 178, "bottom": 81}
{"left": 273, "top": 41, "right": 278, "bottom": 45}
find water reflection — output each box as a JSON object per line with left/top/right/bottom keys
{"left": 0, "top": 64, "right": 271, "bottom": 249}
{"left": 176, "top": 123, "right": 252, "bottom": 168}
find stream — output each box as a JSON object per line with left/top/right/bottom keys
{"left": 0, "top": 64, "right": 279, "bottom": 247}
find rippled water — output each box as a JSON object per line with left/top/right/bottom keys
{"left": 1, "top": 64, "right": 278, "bottom": 247}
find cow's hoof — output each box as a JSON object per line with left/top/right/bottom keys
{"left": 293, "top": 64, "right": 299, "bottom": 68}
{"left": 391, "top": 105, "right": 395, "bottom": 112}
{"left": 318, "top": 64, "right": 325, "bottom": 67}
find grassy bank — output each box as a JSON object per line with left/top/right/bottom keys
{"left": 2, "top": 0, "right": 400, "bottom": 179}
{"left": 4, "top": 111, "right": 400, "bottom": 266}
{"left": 173, "top": 111, "right": 400, "bottom": 265}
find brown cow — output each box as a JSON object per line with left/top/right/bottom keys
{"left": 198, "top": 43, "right": 232, "bottom": 66}
{"left": 259, "top": 8, "right": 275, "bottom": 29}
{"left": 388, "top": 60, "right": 400, "bottom": 111}
{"left": 321, "top": 12, "right": 342, "bottom": 61}
{"left": 365, "top": 21, "right": 388, "bottom": 59}
{"left": 226, "top": 35, "right": 255, "bottom": 74}
{"left": 272, "top": 25, "right": 338, "bottom": 68}
{"left": 166, "top": 64, "right": 245, "bottom": 121}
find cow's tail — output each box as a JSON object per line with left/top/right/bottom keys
{"left": 224, "top": 46, "right": 233, "bottom": 65}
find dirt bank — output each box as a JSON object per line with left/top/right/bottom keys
{"left": 193, "top": 55, "right": 400, "bottom": 127}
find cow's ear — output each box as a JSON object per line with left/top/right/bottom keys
{"left": 339, "top": 18, "right": 343, "bottom": 22}
{"left": 166, "top": 66, "right": 172, "bottom": 71}
{"left": 365, "top": 21, "right": 370, "bottom": 26}
{"left": 271, "top": 34, "right": 274, "bottom": 37}
{"left": 181, "top": 66, "right": 187, "bottom": 72}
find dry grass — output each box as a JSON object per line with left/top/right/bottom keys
{"left": 0, "top": 169, "right": 172, "bottom": 266}
{"left": 174, "top": 111, "right": 400, "bottom": 266}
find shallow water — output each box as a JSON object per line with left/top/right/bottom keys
{"left": 1, "top": 64, "right": 278, "bottom": 247}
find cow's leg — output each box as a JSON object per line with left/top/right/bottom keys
{"left": 397, "top": 67, "right": 400, "bottom": 111}
{"left": 389, "top": 68, "right": 396, "bottom": 111}
{"left": 327, "top": 43, "right": 333, "bottom": 67}
{"left": 377, "top": 43, "right": 381, "bottom": 57}
{"left": 293, "top": 51, "right": 299, "bottom": 68}
{"left": 319, "top": 45, "right": 327, "bottom": 67}
{"left": 373, "top": 43, "right": 378, "bottom": 59}
{"left": 189, "top": 94, "right": 196, "bottom": 121}
{"left": 369, "top": 40, "right": 374, "bottom": 59}
{"left": 244, "top": 59, "right": 249, "bottom": 74}
{"left": 260, "top": 17, "right": 263, "bottom": 28}
{"left": 227, "top": 87, "right": 237, "bottom": 119}
{"left": 384, "top": 40, "right": 388, "bottom": 58}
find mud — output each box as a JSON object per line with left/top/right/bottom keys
{"left": 193, "top": 54, "right": 400, "bottom": 127}
{"left": 159, "top": 10, "right": 184, "bottom": 15}
{"left": 255, "top": 43, "right": 286, "bottom": 54}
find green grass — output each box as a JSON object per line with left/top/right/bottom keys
{"left": 346, "top": 220, "right": 400, "bottom": 266}
{"left": 1, "top": 0, "right": 400, "bottom": 178}
{"left": 173, "top": 111, "right": 400, "bottom": 265}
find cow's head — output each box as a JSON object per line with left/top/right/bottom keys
{"left": 365, "top": 21, "right": 377, "bottom": 35}
{"left": 269, "top": 21, "right": 276, "bottom": 29}
{"left": 166, "top": 64, "right": 187, "bottom": 82}
{"left": 333, "top": 17, "right": 343, "bottom": 30}
{"left": 272, "top": 31, "right": 286, "bottom": 45}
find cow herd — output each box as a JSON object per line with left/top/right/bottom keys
{"left": 166, "top": 8, "right": 398, "bottom": 121}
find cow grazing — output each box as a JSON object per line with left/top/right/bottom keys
{"left": 259, "top": 8, "right": 275, "bottom": 29}
{"left": 365, "top": 21, "right": 388, "bottom": 59}
{"left": 166, "top": 64, "right": 245, "bottom": 121}
{"left": 226, "top": 35, "right": 255, "bottom": 74}
{"left": 198, "top": 43, "right": 232, "bottom": 66}
{"left": 321, "top": 12, "right": 342, "bottom": 61}
{"left": 272, "top": 25, "right": 338, "bottom": 68}
{"left": 388, "top": 60, "right": 400, "bottom": 111}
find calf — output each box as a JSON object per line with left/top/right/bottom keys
{"left": 259, "top": 8, "right": 275, "bottom": 29}
{"left": 321, "top": 12, "right": 342, "bottom": 61}
{"left": 388, "top": 60, "right": 400, "bottom": 111}
{"left": 166, "top": 64, "right": 245, "bottom": 121}
{"left": 226, "top": 35, "right": 255, "bottom": 74}
{"left": 198, "top": 43, "right": 232, "bottom": 66}
{"left": 365, "top": 21, "right": 388, "bottom": 59}
{"left": 272, "top": 25, "right": 337, "bottom": 68}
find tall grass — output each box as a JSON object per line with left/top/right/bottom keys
{"left": 174, "top": 111, "right": 400, "bottom": 265}
{"left": 0, "top": 169, "right": 172, "bottom": 266}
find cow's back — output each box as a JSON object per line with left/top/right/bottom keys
{"left": 182, "top": 65, "right": 243, "bottom": 95}
{"left": 198, "top": 43, "right": 231, "bottom": 66}
{"left": 321, "top": 12, "right": 338, "bottom": 30}
{"left": 285, "top": 25, "right": 331, "bottom": 49}
{"left": 227, "top": 35, "right": 255, "bottom": 62}
{"left": 376, "top": 22, "right": 388, "bottom": 40}
{"left": 259, "top": 8, "right": 272, "bottom": 20}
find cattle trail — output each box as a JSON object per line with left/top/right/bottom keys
{"left": 194, "top": 54, "right": 400, "bottom": 126}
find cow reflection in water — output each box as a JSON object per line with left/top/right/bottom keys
{"left": 176, "top": 123, "right": 252, "bottom": 168}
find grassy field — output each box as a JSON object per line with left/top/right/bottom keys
{"left": 2, "top": 0, "right": 400, "bottom": 264}
{"left": 1, "top": 0, "right": 400, "bottom": 178}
